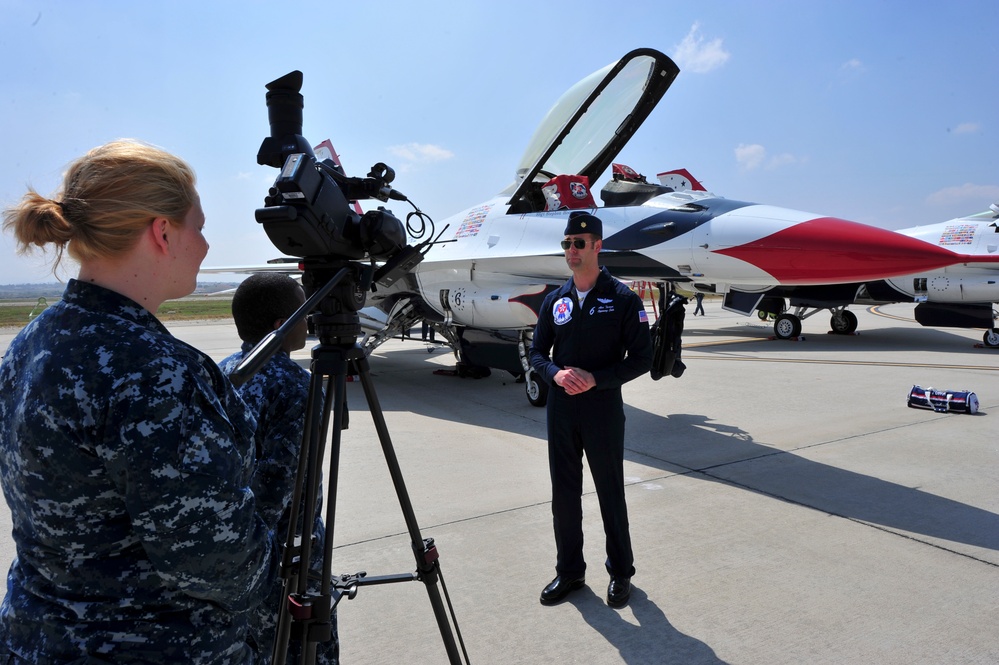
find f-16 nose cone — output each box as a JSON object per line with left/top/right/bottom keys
{"left": 714, "top": 217, "right": 968, "bottom": 285}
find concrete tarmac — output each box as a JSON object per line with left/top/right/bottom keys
{"left": 1, "top": 302, "right": 997, "bottom": 663}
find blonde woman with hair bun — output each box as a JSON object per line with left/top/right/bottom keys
{"left": 0, "top": 140, "right": 276, "bottom": 664}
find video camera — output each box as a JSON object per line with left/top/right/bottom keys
{"left": 255, "top": 71, "right": 422, "bottom": 288}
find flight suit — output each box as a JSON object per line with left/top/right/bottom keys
{"left": 529, "top": 267, "right": 653, "bottom": 580}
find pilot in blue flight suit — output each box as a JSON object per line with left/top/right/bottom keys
{"left": 529, "top": 211, "right": 653, "bottom": 609}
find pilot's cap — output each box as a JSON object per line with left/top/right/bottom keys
{"left": 564, "top": 211, "right": 602, "bottom": 238}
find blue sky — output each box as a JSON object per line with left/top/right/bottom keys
{"left": 2, "top": 0, "right": 997, "bottom": 285}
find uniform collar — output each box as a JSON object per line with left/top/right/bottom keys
{"left": 64, "top": 278, "right": 168, "bottom": 334}
{"left": 239, "top": 339, "right": 290, "bottom": 357}
{"left": 563, "top": 266, "right": 613, "bottom": 297}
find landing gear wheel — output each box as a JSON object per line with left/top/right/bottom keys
{"left": 525, "top": 370, "right": 549, "bottom": 407}
{"left": 830, "top": 310, "right": 858, "bottom": 335}
{"left": 774, "top": 313, "right": 802, "bottom": 340}
{"left": 983, "top": 328, "right": 999, "bottom": 348}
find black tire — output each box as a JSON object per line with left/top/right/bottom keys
{"left": 773, "top": 313, "right": 802, "bottom": 340}
{"left": 526, "top": 371, "right": 549, "bottom": 407}
{"left": 983, "top": 328, "right": 999, "bottom": 348}
{"left": 830, "top": 310, "right": 858, "bottom": 335}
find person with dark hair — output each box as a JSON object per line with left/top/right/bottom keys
{"left": 529, "top": 211, "right": 653, "bottom": 609}
{"left": 219, "top": 273, "right": 338, "bottom": 664}
{"left": 0, "top": 140, "right": 276, "bottom": 663}
{"left": 229, "top": 273, "right": 308, "bottom": 348}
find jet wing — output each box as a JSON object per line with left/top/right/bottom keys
{"left": 200, "top": 260, "right": 301, "bottom": 275}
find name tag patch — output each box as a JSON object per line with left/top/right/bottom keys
{"left": 590, "top": 298, "right": 615, "bottom": 316}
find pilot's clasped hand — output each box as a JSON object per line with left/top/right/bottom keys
{"left": 555, "top": 366, "right": 595, "bottom": 395}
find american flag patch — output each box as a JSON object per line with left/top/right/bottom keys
{"left": 639, "top": 310, "right": 648, "bottom": 323}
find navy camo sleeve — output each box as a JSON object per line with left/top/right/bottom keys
{"left": 251, "top": 362, "right": 310, "bottom": 532}
{"left": 101, "top": 354, "right": 275, "bottom": 612}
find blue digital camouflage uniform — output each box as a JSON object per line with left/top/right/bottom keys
{"left": 219, "top": 344, "right": 337, "bottom": 665}
{"left": 0, "top": 279, "right": 276, "bottom": 664}
{"left": 529, "top": 266, "right": 653, "bottom": 581}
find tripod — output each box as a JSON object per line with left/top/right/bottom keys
{"left": 230, "top": 262, "right": 468, "bottom": 665}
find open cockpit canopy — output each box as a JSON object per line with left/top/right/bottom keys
{"left": 506, "top": 48, "right": 679, "bottom": 214}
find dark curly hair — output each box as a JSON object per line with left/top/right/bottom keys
{"left": 231, "top": 273, "right": 304, "bottom": 344}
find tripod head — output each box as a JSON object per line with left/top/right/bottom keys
{"left": 300, "top": 260, "right": 371, "bottom": 348}
{"left": 228, "top": 260, "right": 371, "bottom": 387}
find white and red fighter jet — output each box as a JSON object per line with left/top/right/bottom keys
{"left": 367, "top": 49, "right": 994, "bottom": 397}
{"left": 218, "top": 49, "right": 997, "bottom": 403}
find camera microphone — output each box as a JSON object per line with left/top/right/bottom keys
{"left": 366, "top": 163, "right": 407, "bottom": 202}
{"left": 385, "top": 186, "right": 408, "bottom": 202}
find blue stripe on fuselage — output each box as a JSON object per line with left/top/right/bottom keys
{"left": 601, "top": 198, "right": 755, "bottom": 251}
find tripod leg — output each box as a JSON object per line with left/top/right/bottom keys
{"left": 298, "top": 355, "right": 347, "bottom": 665}
{"left": 273, "top": 355, "right": 341, "bottom": 665}
{"left": 275, "top": 343, "right": 466, "bottom": 664}
{"left": 352, "top": 353, "right": 465, "bottom": 664}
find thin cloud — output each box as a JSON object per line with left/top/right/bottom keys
{"left": 833, "top": 58, "right": 866, "bottom": 87}
{"left": 735, "top": 143, "right": 766, "bottom": 170}
{"left": 840, "top": 58, "right": 865, "bottom": 73}
{"left": 952, "top": 122, "right": 980, "bottom": 135}
{"left": 767, "top": 152, "right": 798, "bottom": 169}
{"left": 387, "top": 143, "right": 454, "bottom": 163}
{"left": 735, "top": 143, "right": 799, "bottom": 171}
{"left": 672, "top": 22, "right": 729, "bottom": 74}
{"left": 925, "top": 183, "right": 999, "bottom": 207}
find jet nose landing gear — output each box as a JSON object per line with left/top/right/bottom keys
{"left": 773, "top": 313, "right": 802, "bottom": 340}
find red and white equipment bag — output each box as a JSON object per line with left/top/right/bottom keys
{"left": 542, "top": 175, "right": 596, "bottom": 211}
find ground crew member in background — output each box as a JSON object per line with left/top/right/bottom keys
{"left": 529, "top": 211, "right": 653, "bottom": 609}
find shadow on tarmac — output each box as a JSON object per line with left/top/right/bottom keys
{"left": 567, "top": 586, "right": 728, "bottom": 665}
{"left": 686, "top": 323, "right": 995, "bottom": 358}
{"left": 364, "top": 354, "right": 999, "bottom": 555}
{"left": 626, "top": 409, "right": 999, "bottom": 553}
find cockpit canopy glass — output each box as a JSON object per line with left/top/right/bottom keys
{"left": 505, "top": 48, "right": 679, "bottom": 210}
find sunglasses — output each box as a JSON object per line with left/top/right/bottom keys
{"left": 560, "top": 238, "right": 593, "bottom": 250}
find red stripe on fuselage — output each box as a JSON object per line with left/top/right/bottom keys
{"left": 713, "top": 217, "right": 969, "bottom": 285}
